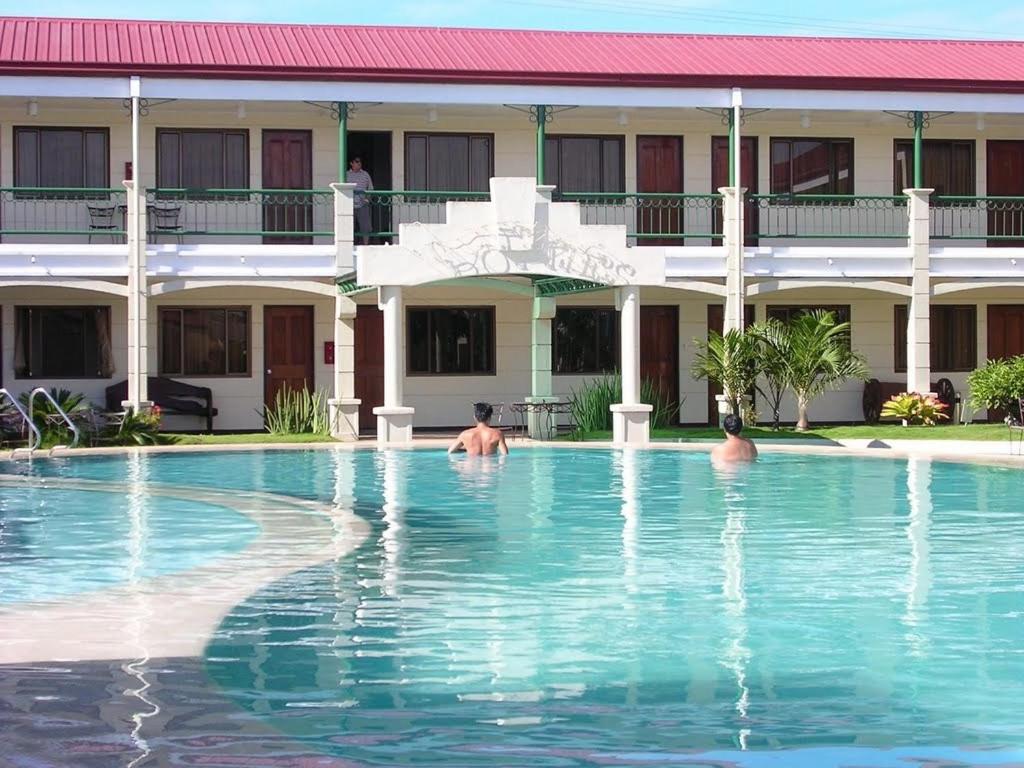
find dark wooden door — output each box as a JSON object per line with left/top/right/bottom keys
{"left": 355, "top": 305, "right": 385, "bottom": 431}
{"left": 712, "top": 136, "right": 758, "bottom": 245}
{"left": 986, "top": 141, "right": 1024, "bottom": 246}
{"left": 263, "top": 306, "right": 314, "bottom": 409}
{"left": 637, "top": 136, "right": 683, "bottom": 246}
{"left": 348, "top": 131, "right": 393, "bottom": 243}
{"left": 640, "top": 306, "right": 679, "bottom": 417}
{"left": 262, "top": 130, "right": 313, "bottom": 244}
{"left": 988, "top": 305, "right": 1024, "bottom": 360}
{"left": 706, "top": 304, "right": 756, "bottom": 424}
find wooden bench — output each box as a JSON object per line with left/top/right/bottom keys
{"left": 106, "top": 376, "right": 217, "bottom": 433}
{"left": 862, "top": 377, "right": 956, "bottom": 424}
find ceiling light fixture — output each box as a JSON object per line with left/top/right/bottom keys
{"left": 800, "top": 110, "right": 811, "bottom": 129}
{"left": 427, "top": 107, "right": 438, "bottom": 123}
{"left": 236, "top": 101, "right": 246, "bottom": 120}
{"left": 27, "top": 98, "right": 38, "bottom": 117}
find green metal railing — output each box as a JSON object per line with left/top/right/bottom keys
{"left": 560, "top": 192, "right": 724, "bottom": 240}
{"left": 931, "top": 196, "right": 1024, "bottom": 241}
{"left": 750, "top": 194, "right": 909, "bottom": 240}
{"left": 145, "top": 188, "right": 334, "bottom": 241}
{"left": 0, "top": 187, "right": 128, "bottom": 239}
{"left": 363, "top": 190, "right": 491, "bottom": 240}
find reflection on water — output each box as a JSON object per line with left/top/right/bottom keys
{"left": 3, "top": 448, "right": 1024, "bottom": 767}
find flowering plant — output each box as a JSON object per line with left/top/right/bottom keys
{"left": 880, "top": 392, "right": 948, "bottom": 426}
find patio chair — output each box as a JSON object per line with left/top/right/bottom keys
{"left": 149, "top": 203, "right": 184, "bottom": 244}
{"left": 87, "top": 204, "right": 119, "bottom": 243}
{"left": 1009, "top": 397, "right": 1024, "bottom": 455}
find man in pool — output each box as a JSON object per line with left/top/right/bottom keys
{"left": 711, "top": 414, "right": 758, "bottom": 463}
{"left": 448, "top": 402, "right": 509, "bottom": 456}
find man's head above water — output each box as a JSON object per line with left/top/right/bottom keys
{"left": 723, "top": 414, "right": 743, "bottom": 436}
{"left": 474, "top": 402, "right": 494, "bottom": 424}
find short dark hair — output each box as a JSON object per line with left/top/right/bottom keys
{"left": 474, "top": 402, "right": 493, "bottom": 423}
{"left": 349, "top": 155, "right": 362, "bottom": 164}
{"left": 723, "top": 414, "right": 743, "bottom": 435}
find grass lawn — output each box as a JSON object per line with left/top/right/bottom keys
{"left": 572, "top": 423, "right": 1014, "bottom": 442}
{"left": 163, "top": 432, "right": 337, "bottom": 446}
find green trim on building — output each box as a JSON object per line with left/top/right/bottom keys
{"left": 533, "top": 276, "right": 606, "bottom": 296}
{"left": 337, "top": 277, "right": 373, "bottom": 296}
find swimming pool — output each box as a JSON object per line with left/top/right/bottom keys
{"left": 2, "top": 447, "right": 1023, "bottom": 767}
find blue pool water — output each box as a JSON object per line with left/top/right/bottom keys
{"left": 4, "top": 447, "right": 1024, "bottom": 767}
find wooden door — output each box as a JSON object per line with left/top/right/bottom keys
{"left": 636, "top": 136, "right": 683, "bottom": 245}
{"left": 640, "top": 306, "right": 679, "bottom": 420}
{"left": 712, "top": 136, "right": 758, "bottom": 245}
{"left": 706, "top": 304, "right": 756, "bottom": 424}
{"left": 987, "top": 305, "right": 1024, "bottom": 421}
{"left": 986, "top": 141, "right": 1024, "bottom": 246}
{"left": 263, "top": 306, "right": 314, "bottom": 409}
{"left": 262, "top": 130, "right": 313, "bottom": 244}
{"left": 355, "top": 305, "right": 385, "bottom": 431}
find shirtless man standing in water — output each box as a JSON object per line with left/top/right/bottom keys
{"left": 710, "top": 414, "right": 758, "bottom": 464}
{"left": 448, "top": 402, "right": 509, "bottom": 456}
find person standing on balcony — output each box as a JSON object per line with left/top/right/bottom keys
{"left": 347, "top": 155, "right": 374, "bottom": 245}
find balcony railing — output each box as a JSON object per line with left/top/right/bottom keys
{"left": 364, "top": 190, "right": 491, "bottom": 241}
{"left": 145, "top": 188, "right": 334, "bottom": 243}
{"left": 560, "top": 193, "right": 724, "bottom": 241}
{"left": 0, "top": 187, "right": 128, "bottom": 242}
{"left": 931, "top": 196, "right": 1024, "bottom": 242}
{"left": 750, "top": 194, "right": 909, "bottom": 240}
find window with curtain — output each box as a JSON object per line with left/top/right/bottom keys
{"left": 544, "top": 135, "right": 625, "bottom": 194}
{"left": 156, "top": 129, "right": 249, "bottom": 189}
{"left": 552, "top": 307, "right": 619, "bottom": 374}
{"left": 893, "top": 140, "right": 975, "bottom": 196}
{"left": 770, "top": 138, "right": 853, "bottom": 195}
{"left": 894, "top": 304, "right": 977, "bottom": 372}
{"left": 407, "top": 307, "right": 494, "bottom": 375}
{"left": 14, "top": 127, "right": 109, "bottom": 188}
{"left": 159, "top": 307, "right": 250, "bottom": 376}
{"left": 14, "top": 306, "right": 112, "bottom": 378}
{"left": 404, "top": 133, "right": 493, "bottom": 192}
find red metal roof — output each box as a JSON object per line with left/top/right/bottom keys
{"left": 2, "top": 16, "right": 1024, "bottom": 92}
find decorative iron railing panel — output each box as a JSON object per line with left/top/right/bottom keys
{"left": 750, "top": 194, "right": 909, "bottom": 240}
{"left": 0, "top": 187, "right": 128, "bottom": 240}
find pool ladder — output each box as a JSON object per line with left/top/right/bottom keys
{"left": 0, "top": 387, "right": 81, "bottom": 459}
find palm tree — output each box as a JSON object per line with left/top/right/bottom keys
{"left": 749, "top": 318, "right": 789, "bottom": 430}
{"left": 782, "top": 310, "right": 869, "bottom": 430}
{"left": 692, "top": 328, "right": 760, "bottom": 416}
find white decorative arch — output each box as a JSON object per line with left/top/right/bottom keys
{"left": 423, "top": 277, "right": 537, "bottom": 297}
{"left": 0, "top": 279, "right": 128, "bottom": 297}
{"left": 664, "top": 280, "right": 727, "bottom": 297}
{"left": 746, "top": 279, "right": 912, "bottom": 298}
{"left": 932, "top": 280, "right": 1024, "bottom": 297}
{"left": 150, "top": 279, "right": 336, "bottom": 298}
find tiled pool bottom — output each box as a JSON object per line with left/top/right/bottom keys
{"left": 3, "top": 447, "right": 1024, "bottom": 767}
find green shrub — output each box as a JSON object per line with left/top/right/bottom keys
{"left": 880, "top": 392, "right": 949, "bottom": 426}
{"left": 568, "top": 374, "right": 681, "bottom": 433}
{"left": 106, "top": 406, "right": 161, "bottom": 446}
{"left": 691, "top": 329, "right": 760, "bottom": 416}
{"left": 260, "top": 386, "right": 331, "bottom": 435}
{"left": 18, "top": 388, "right": 90, "bottom": 445}
{"left": 967, "top": 356, "right": 1024, "bottom": 416}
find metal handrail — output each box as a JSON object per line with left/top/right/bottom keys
{"left": 749, "top": 193, "right": 910, "bottom": 239}
{"left": 931, "top": 195, "right": 1024, "bottom": 241}
{"left": 28, "top": 387, "right": 81, "bottom": 454}
{"left": 0, "top": 387, "right": 42, "bottom": 458}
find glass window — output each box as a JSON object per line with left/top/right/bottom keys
{"left": 544, "top": 135, "right": 625, "bottom": 194}
{"left": 893, "top": 140, "right": 975, "bottom": 196}
{"left": 159, "top": 307, "right": 250, "bottom": 376}
{"left": 156, "top": 129, "right": 249, "bottom": 189}
{"left": 404, "top": 133, "right": 493, "bottom": 192}
{"left": 14, "top": 127, "right": 109, "bottom": 188}
{"left": 894, "top": 304, "right": 976, "bottom": 372}
{"left": 15, "top": 306, "right": 112, "bottom": 378}
{"left": 553, "top": 307, "right": 619, "bottom": 374}
{"left": 407, "top": 307, "right": 494, "bottom": 375}
{"left": 770, "top": 138, "right": 853, "bottom": 195}
{"left": 766, "top": 305, "right": 851, "bottom": 325}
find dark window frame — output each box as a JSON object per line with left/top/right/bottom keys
{"left": 552, "top": 306, "right": 620, "bottom": 375}
{"left": 769, "top": 137, "right": 855, "bottom": 196}
{"left": 766, "top": 304, "right": 852, "bottom": 325}
{"left": 894, "top": 304, "right": 977, "bottom": 373}
{"left": 155, "top": 127, "right": 251, "bottom": 192}
{"left": 14, "top": 305, "right": 112, "bottom": 379}
{"left": 403, "top": 132, "right": 495, "bottom": 192}
{"left": 157, "top": 306, "right": 252, "bottom": 378}
{"left": 544, "top": 133, "right": 626, "bottom": 195}
{"left": 13, "top": 126, "right": 111, "bottom": 192}
{"left": 892, "top": 139, "right": 976, "bottom": 196}
{"left": 406, "top": 306, "right": 496, "bottom": 376}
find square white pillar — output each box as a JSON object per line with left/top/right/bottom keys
{"left": 373, "top": 286, "right": 415, "bottom": 444}
{"left": 719, "top": 185, "right": 746, "bottom": 334}
{"left": 123, "top": 178, "right": 152, "bottom": 414}
{"left": 612, "top": 285, "right": 650, "bottom": 444}
{"left": 905, "top": 188, "right": 933, "bottom": 394}
{"left": 329, "top": 295, "right": 361, "bottom": 441}
{"left": 528, "top": 296, "right": 559, "bottom": 439}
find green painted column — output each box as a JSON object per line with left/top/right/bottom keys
{"left": 535, "top": 105, "right": 548, "bottom": 183}
{"left": 913, "top": 110, "right": 924, "bottom": 189}
{"left": 337, "top": 101, "right": 349, "bottom": 183}
{"left": 727, "top": 109, "right": 736, "bottom": 188}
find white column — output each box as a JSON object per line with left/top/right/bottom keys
{"left": 611, "top": 285, "right": 652, "bottom": 444}
{"left": 372, "top": 286, "right": 414, "bottom": 444}
{"left": 330, "top": 182, "right": 356, "bottom": 273}
{"left": 905, "top": 188, "right": 933, "bottom": 394}
{"left": 721, "top": 186, "right": 745, "bottom": 334}
{"left": 329, "top": 295, "right": 360, "bottom": 440}
{"left": 123, "top": 75, "right": 151, "bottom": 414}
{"left": 526, "top": 295, "right": 558, "bottom": 439}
